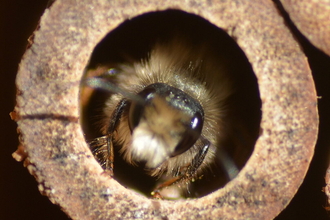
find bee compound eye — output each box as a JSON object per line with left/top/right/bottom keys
{"left": 171, "top": 112, "right": 204, "bottom": 157}
{"left": 191, "top": 112, "right": 203, "bottom": 132}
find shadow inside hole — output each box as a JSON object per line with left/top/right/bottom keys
{"left": 80, "top": 9, "right": 261, "bottom": 198}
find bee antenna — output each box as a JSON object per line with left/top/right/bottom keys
{"left": 84, "top": 77, "right": 146, "bottom": 105}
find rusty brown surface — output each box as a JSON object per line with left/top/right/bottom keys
{"left": 13, "top": 0, "right": 318, "bottom": 219}
{"left": 280, "top": 0, "right": 330, "bottom": 56}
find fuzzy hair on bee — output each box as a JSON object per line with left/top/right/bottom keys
{"left": 86, "top": 39, "right": 235, "bottom": 198}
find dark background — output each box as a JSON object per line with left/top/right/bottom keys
{"left": 0, "top": 0, "right": 329, "bottom": 219}
{"left": 0, "top": 0, "right": 69, "bottom": 219}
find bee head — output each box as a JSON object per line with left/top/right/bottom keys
{"left": 85, "top": 77, "right": 205, "bottom": 168}
{"left": 128, "top": 83, "right": 204, "bottom": 168}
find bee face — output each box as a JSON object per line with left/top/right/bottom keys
{"left": 127, "top": 83, "right": 204, "bottom": 168}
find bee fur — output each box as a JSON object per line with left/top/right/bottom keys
{"left": 87, "top": 39, "right": 233, "bottom": 198}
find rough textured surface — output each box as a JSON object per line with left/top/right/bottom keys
{"left": 279, "top": 0, "right": 330, "bottom": 207}
{"left": 280, "top": 0, "right": 330, "bottom": 56}
{"left": 326, "top": 166, "right": 330, "bottom": 208}
{"left": 13, "top": 0, "right": 318, "bottom": 219}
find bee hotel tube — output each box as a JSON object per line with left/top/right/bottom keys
{"left": 12, "top": 0, "right": 318, "bottom": 219}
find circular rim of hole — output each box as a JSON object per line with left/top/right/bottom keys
{"left": 15, "top": 1, "right": 318, "bottom": 219}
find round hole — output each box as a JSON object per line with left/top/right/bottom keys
{"left": 80, "top": 9, "right": 261, "bottom": 199}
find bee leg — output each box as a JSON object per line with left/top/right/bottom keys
{"left": 104, "top": 98, "right": 128, "bottom": 176}
{"left": 151, "top": 137, "right": 210, "bottom": 198}
{"left": 104, "top": 135, "right": 114, "bottom": 176}
{"left": 89, "top": 99, "right": 128, "bottom": 176}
